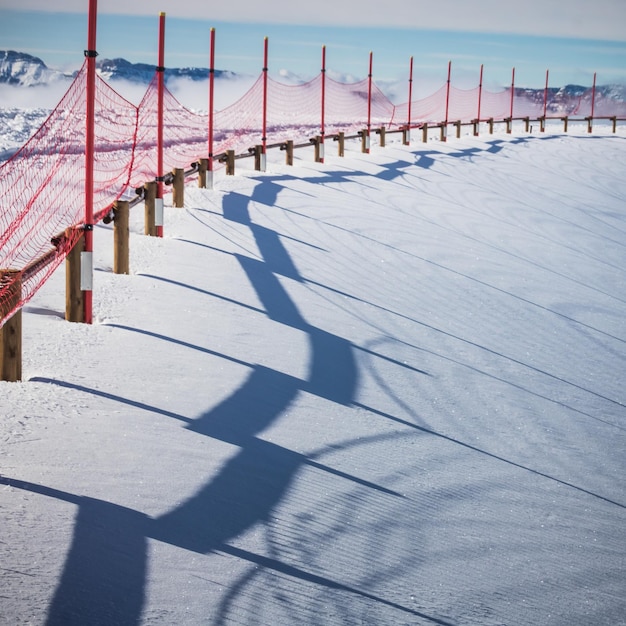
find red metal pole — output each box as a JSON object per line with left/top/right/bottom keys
{"left": 444, "top": 60, "right": 451, "bottom": 141}
{"left": 509, "top": 67, "right": 515, "bottom": 121}
{"left": 83, "top": 0, "right": 98, "bottom": 324}
{"left": 156, "top": 12, "right": 165, "bottom": 237}
{"left": 208, "top": 27, "right": 215, "bottom": 180}
{"left": 320, "top": 45, "right": 326, "bottom": 163}
{"left": 406, "top": 56, "right": 413, "bottom": 144}
{"left": 590, "top": 71, "right": 597, "bottom": 120}
{"left": 543, "top": 69, "right": 549, "bottom": 119}
{"left": 476, "top": 63, "right": 483, "bottom": 136}
{"left": 262, "top": 37, "right": 268, "bottom": 163}
{"left": 366, "top": 51, "right": 373, "bottom": 153}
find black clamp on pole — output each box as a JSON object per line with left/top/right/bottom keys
{"left": 84, "top": 49, "right": 98, "bottom": 58}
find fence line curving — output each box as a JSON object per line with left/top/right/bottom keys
{"left": 1, "top": 50, "right": 626, "bottom": 356}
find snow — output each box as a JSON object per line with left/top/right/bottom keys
{"left": 1, "top": 121, "right": 626, "bottom": 625}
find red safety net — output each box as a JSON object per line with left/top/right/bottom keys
{"left": 1, "top": 62, "right": 624, "bottom": 327}
{"left": 0, "top": 61, "right": 137, "bottom": 327}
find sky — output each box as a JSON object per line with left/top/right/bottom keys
{"left": 0, "top": 0, "right": 625, "bottom": 90}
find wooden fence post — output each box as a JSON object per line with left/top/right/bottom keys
{"left": 586, "top": 116, "right": 593, "bottom": 133}
{"left": 439, "top": 123, "right": 447, "bottom": 142}
{"left": 172, "top": 168, "right": 184, "bottom": 208}
{"left": 455, "top": 120, "right": 461, "bottom": 139}
{"left": 539, "top": 116, "right": 546, "bottom": 133}
{"left": 283, "top": 140, "right": 294, "bottom": 165}
{"left": 225, "top": 150, "right": 235, "bottom": 175}
{"left": 612, "top": 116, "right": 617, "bottom": 133}
{"left": 488, "top": 118, "right": 494, "bottom": 134}
{"left": 254, "top": 145, "right": 263, "bottom": 171}
{"left": 361, "top": 129, "right": 370, "bottom": 153}
{"left": 0, "top": 270, "right": 22, "bottom": 382}
{"left": 562, "top": 117, "right": 569, "bottom": 133}
{"left": 422, "top": 123, "right": 428, "bottom": 143}
{"left": 66, "top": 229, "right": 85, "bottom": 323}
{"left": 144, "top": 181, "right": 157, "bottom": 236}
{"left": 337, "top": 132, "right": 345, "bottom": 157}
{"left": 506, "top": 117, "right": 512, "bottom": 134}
{"left": 402, "top": 127, "right": 410, "bottom": 145}
{"left": 197, "top": 158, "right": 208, "bottom": 188}
{"left": 524, "top": 117, "right": 530, "bottom": 133}
{"left": 113, "top": 200, "right": 129, "bottom": 275}
{"left": 473, "top": 119, "right": 479, "bottom": 137}
{"left": 378, "top": 126, "right": 386, "bottom": 147}
{"left": 313, "top": 136, "right": 324, "bottom": 162}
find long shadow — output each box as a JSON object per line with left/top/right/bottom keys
{"left": 350, "top": 402, "right": 626, "bottom": 510}
{"left": 30, "top": 376, "right": 194, "bottom": 425}
{"left": 303, "top": 276, "right": 626, "bottom": 411}
{"left": 42, "top": 133, "right": 622, "bottom": 622}
{"left": 46, "top": 498, "right": 149, "bottom": 626}
{"left": 12, "top": 130, "right": 613, "bottom": 625}
{"left": 38, "top": 162, "right": 437, "bottom": 626}
{"left": 136, "top": 273, "right": 265, "bottom": 314}
{"left": 44, "top": 134, "right": 602, "bottom": 622}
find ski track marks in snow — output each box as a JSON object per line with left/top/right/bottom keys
{"left": 1, "top": 126, "right": 626, "bottom": 626}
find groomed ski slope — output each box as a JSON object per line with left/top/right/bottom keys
{"left": 2, "top": 125, "right": 626, "bottom": 625}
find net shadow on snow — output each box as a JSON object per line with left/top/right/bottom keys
{"left": 24, "top": 133, "right": 624, "bottom": 624}
{"left": 21, "top": 170, "right": 440, "bottom": 625}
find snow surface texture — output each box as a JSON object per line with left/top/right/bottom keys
{"left": 1, "top": 123, "right": 625, "bottom": 625}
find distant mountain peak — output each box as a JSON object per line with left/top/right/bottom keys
{"left": 1, "top": 50, "right": 47, "bottom": 67}
{"left": 0, "top": 50, "right": 237, "bottom": 87}
{"left": 95, "top": 57, "right": 235, "bottom": 84}
{"left": 0, "top": 50, "right": 68, "bottom": 86}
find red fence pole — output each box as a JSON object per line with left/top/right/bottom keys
{"left": 543, "top": 69, "right": 549, "bottom": 120}
{"left": 208, "top": 27, "right": 215, "bottom": 185}
{"left": 475, "top": 63, "right": 483, "bottom": 136}
{"left": 405, "top": 56, "right": 413, "bottom": 145}
{"left": 156, "top": 12, "right": 165, "bottom": 237}
{"left": 590, "top": 71, "right": 597, "bottom": 130}
{"left": 320, "top": 45, "right": 326, "bottom": 163}
{"left": 443, "top": 60, "right": 451, "bottom": 142}
{"left": 83, "top": 0, "right": 98, "bottom": 324}
{"left": 262, "top": 37, "right": 268, "bottom": 169}
{"left": 366, "top": 51, "right": 373, "bottom": 153}
{"left": 509, "top": 67, "right": 515, "bottom": 122}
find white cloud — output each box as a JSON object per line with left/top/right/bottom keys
{"left": 11, "top": 0, "right": 626, "bottom": 42}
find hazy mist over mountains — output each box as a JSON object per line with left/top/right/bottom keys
{"left": 0, "top": 50, "right": 236, "bottom": 86}
{"left": 2, "top": 49, "right": 626, "bottom": 103}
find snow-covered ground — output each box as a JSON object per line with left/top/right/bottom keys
{"left": 1, "top": 122, "right": 625, "bottom": 625}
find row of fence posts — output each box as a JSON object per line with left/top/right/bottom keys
{"left": 1, "top": 111, "right": 623, "bottom": 381}
{"left": 2, "top": 4, "right": 621, "bottom": 381}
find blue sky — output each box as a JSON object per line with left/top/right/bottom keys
{"left": 1, "top": 0, "right": 625, "bottom": 90}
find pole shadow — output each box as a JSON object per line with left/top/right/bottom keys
{"left": 31, "top": 150, "right": 438, "bottom": 625}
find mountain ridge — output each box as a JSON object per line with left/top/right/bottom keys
{"left": 1, "top": 49, "right": 625, "bottom": 104}
{"left": 0, "top": 50, "right": 236, "bottom": 87}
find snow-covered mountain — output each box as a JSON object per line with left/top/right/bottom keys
{"left": 3, "top": 50, "right": 626, "bottom": 103}
{"left": 95, "top": 57, "right": 236, "bottom": 84}
{"left": 517, "top": 83, "right": 626, "bottom": 103}
{"left": 0, "top": 50, "right": 237, "bottom": 87}
{"left": 0, "top": 50, "right": 71, "bottom": 86}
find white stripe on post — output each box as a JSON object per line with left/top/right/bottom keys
{"left": 80, "top": 251, "right": 93, "bottom": 291}
{"left": 155, "top": 198, "right": 164, "bottom": 227}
